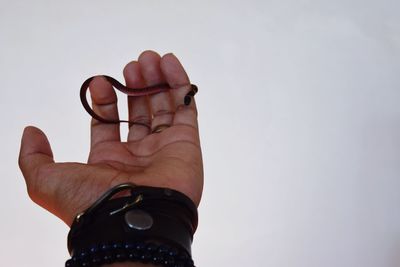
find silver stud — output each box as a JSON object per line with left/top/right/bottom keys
{"left": 124, "top": 209, "right": 153, "bottom": 230}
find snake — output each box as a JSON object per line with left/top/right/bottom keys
{"left": 80, "top": 75, "right": 198, "bottom": 127}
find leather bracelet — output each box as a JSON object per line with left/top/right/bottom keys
{"left": 66, "top": 183, "right": 198, "bottom": 267}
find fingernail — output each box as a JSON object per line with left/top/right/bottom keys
{"left": 165, "top": 52, "right": 175, "bottom": 58}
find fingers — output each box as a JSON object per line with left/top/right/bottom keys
{"left": 138, "top": 51, "right": 174, "bottom": 132}
{"left": 89, "top": 76, "right": 120, "bottom": 148}
{"left": 160, "top": 53, "right": 198, "bottom": 129}
{"left": 124, "top": 51, "right": 198, "bottom": 140}
{"left": 123, "top": 61, "right": 151, "bottom": 141}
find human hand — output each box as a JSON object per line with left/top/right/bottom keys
{"left": 18, "top": 51, "right": 203, "bottom": 227}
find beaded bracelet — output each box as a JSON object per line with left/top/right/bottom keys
{"left": 65, "top": 240, "right": 195, "bottom": 267}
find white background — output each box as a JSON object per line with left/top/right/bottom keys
{"left": 1, "top": 0, "right": 399, "bottom": 266}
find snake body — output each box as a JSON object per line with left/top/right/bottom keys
{"left": 80, "top": 75, "right": 197, "bottom": 125}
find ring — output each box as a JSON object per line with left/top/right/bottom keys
{"left": 152, "top": 124, "right": 171, "bottom": 134}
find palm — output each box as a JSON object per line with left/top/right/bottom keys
{"left": 87, "top": 125, "right": 202, "bottom": 204}
{"left": 19, "top": 51, "right": 203, "bottom": 226}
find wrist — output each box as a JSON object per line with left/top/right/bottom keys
{"left": 66, "top": 184, "right": 197, "bottom": 267}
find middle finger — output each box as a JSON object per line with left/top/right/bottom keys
{"left": 138, "top": 50, "right": 174, "bottom": 133}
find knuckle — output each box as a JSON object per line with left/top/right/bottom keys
{"left": 27, "top": 163, "right": 54, "bottom": 199}
{"left": 181, "top": 106, "right": 198, "bottom": 118}
{"left": 130, "top": 115, "right": 151, "bottom": 126}
{"left": 153, "top": 110, "right": 174, "bottom": 117}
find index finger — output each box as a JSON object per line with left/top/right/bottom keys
{"left": 160, "top": 53, "right": 198, "bottom": 128}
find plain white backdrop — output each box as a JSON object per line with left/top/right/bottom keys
{"left": 1, "top": 0, "right": 399, "bottom": 266}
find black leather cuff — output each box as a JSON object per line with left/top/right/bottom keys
{"left": 67, "top": 184, "right": 198, "bottom": 266}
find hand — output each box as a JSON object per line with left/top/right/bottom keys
{"left": 18, "top": 51, "right": 203, "bottom": 227}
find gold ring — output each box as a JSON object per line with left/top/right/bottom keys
{"left": 152, "top": 124, "right": 171, "bottom": 134}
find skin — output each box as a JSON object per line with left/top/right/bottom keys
{"left": 18, "top": 51, "right": 203, "bottom": 267}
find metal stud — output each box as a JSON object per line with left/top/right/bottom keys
{"left": 124, "top": 210, "right": 153, "bottom": 230}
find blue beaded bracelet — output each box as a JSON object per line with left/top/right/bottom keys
{"left": 65, "top": 240, "right": 195, "bottom": 267}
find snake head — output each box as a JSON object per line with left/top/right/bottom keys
{"left": 184, "top": 84, "right": 198, "bottom": 106}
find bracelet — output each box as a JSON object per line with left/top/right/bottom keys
{"left": 66, "top": 183, "right": 198, "bottom": 267}
{"left": 65, "top": 240, "right": 194, "bottom": 267}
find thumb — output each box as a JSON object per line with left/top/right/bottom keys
{"left": 18, "top": 126, "right": 114, "bottom": 226}
{"left": 19, "top": 126, "right": 55, "bottom": 200}
{"left": 19, "top": 126, "right": 54, "bottom": 174}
